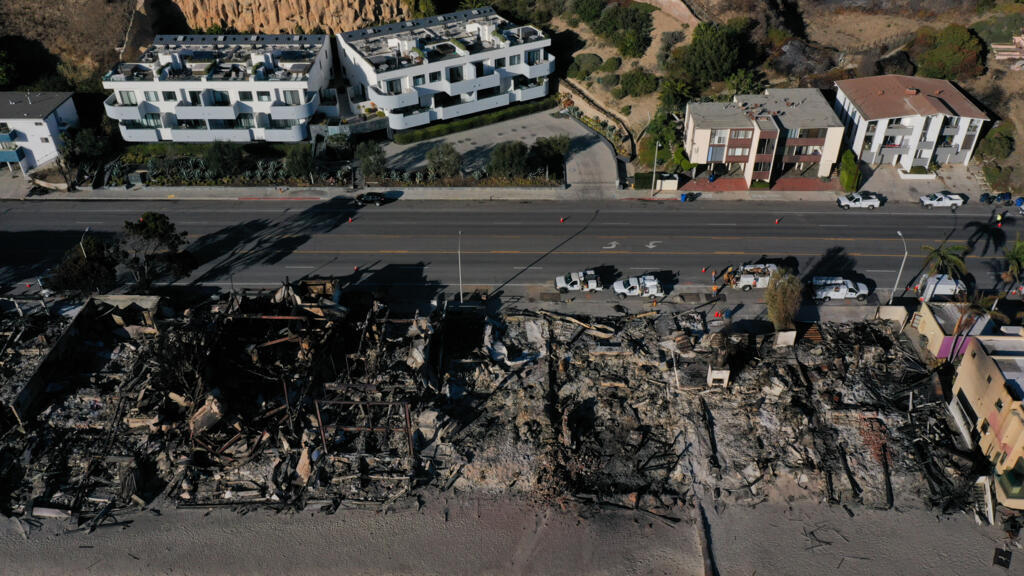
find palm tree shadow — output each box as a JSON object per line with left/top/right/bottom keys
{"left": 488, "top": 210, "right": 601, "bottom": 296}
{"left": 964, "top": 215, "right": 1006, "bottom": 256}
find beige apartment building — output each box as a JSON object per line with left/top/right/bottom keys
{"left": 949, "top": 334, "right": 1024, "bottom": 509}
{"left": 683, "top": 88, "right": 844, "bottom": 188}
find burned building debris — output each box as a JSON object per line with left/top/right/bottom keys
{"left": 0, "top": 282, "right": 989, "bottom": 526}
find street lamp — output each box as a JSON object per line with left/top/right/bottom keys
{"left": 650, "top": 141, "right": 662, "bottom": 197}
{"left": 889, "top": 230, "right": 908, "bottom": 305}
{"left": 79, "top": 227, "right": 91, "bottom": 261}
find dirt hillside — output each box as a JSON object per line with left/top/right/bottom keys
{"left": 170, "top": 0, "right": 406, "bottom": 33}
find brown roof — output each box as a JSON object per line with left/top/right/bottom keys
{"left": 835, "top": 75, "right": 988, "bottom": 121}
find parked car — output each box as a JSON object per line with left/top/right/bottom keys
{"left": 920, "top": 192, "right": 964, "bottom": 209}
{"left": 837, "top": 192, "right": 881, "bottom": 210}
{"left": 980, "top": 192, "right": 994, "bottom": 204}
{"left": 356, "top": 192, "right": 389, "bottom": 206}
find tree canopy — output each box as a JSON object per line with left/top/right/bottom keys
{"left": 426, "top": 142, "right": 462, "bottom": 179}
{"left": 355, "top": 141, "right": 388, "bottom": 178}
{"left": 121, "top": 212, "right": 189, "bottom": 287}
{"left": 488, "top": 141, "right": 529, "bottom": 178}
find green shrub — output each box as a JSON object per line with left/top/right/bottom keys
{"left": 766, "top": 270, "right": 802, "bottom": 330}
{"left": 620, "top": 105, "right": 632, "bottom": 116}
{"left": 911, "top": 24, "right": 984, "bottom": 81}
{"left": 286, "top": 146, "right": 313, "bottom": 178}
{"left": 203, "top": 141, "right": 243, "bottom": 177}
{"left": 908, "top": 165, "right": 930, "bottom": 174}
{"left": 599, "top": 56, "right": 621, "bottom": 72}
{"left": 749, "top": 180, "right": 770, "bottom": 189}
{"left": 976, "top": 121, "right": 1015, "bottom": 161}
{"left": 393, "top": 96, "right": 558, "bottom": 144}
{"left": 611, "top": 86, "right": 626, "bottom": 99}
{"left": 426, "top": 142, "right": 462, "bottom": 178}
{"left": 620, "top": 68, "right": 658, "bottom": 96}
{"left": 488, "top": 141, "right": 529, "bottom": 178}
{"left": 839, "top": 150, "right": 861, "bottom": 192}
{"left": 567, "top": 53, "right": 604, "bottom": 80}
{"left": 355, "top": 141, "right": 387, "bottom": 177}
{"left": 575, "top": 0, "right": 606, "bottom": 24}
{"left": 984, "top": 163, "right": 1013, "bottom": 190}
{"left": 585, "top": 2, "right": 654, "bottom": 58}
{"left": 598, "top": 73, "right": 619, "bottom": 88}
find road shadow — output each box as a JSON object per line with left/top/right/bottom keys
{"left": 651, "top": 270, "right": 680, "bottom": 295}
{"left": 592, "top": 264, "right": 622, "bottom": 287}
{"left": 0, "top": 230, "right": 120, "bottom": 293}
{"left": 964, "top": 215, "right": 1008, "bottom": 256}
{"left": 489, "top": 210, "right": 601, "bottom": 296}
{"left": 187, "top": 197, "right": 361, "bottom": 284}
{"left": 343, "top": 261, "right": 445, "bottom": 316}
{"left": 800, "top": 246, "right": 875, "bottom": 292}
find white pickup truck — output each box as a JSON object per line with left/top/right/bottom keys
{"left": 920, "top": 192, "right": 965, "bottom": 209}
{"left": 555, "top": 270, "right": 602, "bottom": 293}
{"left": 728, "top": 263, "right": 778, "bottom": 291}
{"left": 613, "top": 275, "right": 665, "bottom": 299}
{"left": 837, "top": 192, "right": 881, "bottom": 210}
{"left": 915, "top": 274, "right": 966, "bottom": 302}
{"left": 811, "top": 276, "right": 869, "bottom": 302}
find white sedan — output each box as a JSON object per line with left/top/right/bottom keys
{"left": 920, "top": 192, "right": 964, "bottom": 209}
{"left": 837, "top": 192, "right": 881, "bottom": 210}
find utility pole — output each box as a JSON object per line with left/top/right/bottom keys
{"left": 79, "top": 227, "right": 91, "bottom": 261}
{"left": 889, "top": 230, "right": 908, "bottom": 305}
{"left": 458, "top": 230, "right": 464, "bottom": 304}
{"left": 650, "top": 141, "right": 661, "bottom": 197}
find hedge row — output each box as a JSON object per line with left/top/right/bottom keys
{"left": 392, "top": 96, "right": 560, "bottom": 144}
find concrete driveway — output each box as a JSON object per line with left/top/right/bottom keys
{"left": 383, "top": 111, "right": 619, "bottom": 197}
{"left": 860, "top": 164, "right": 990, "bottom": 205}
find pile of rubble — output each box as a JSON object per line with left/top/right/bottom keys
{"left": 0, "top": 283, "right": 981, "bottom": 526}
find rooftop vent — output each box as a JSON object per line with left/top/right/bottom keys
{"left": 905, "top": 88, "right": 919, "bottom": 95}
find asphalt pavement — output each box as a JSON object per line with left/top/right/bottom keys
{"left": 0, "top": 198, "right": 1014, "bottom": 306}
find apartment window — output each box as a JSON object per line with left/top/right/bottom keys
{"left": 915, "top": 149, "right": 929, "bottom": 159}
{"left": 997, "top": 399, "right": 1004, "bottom": 412}
{"left": 526, "top": 50, "right": 540, "bottom": 65}
{"left": 188, "top": 90, "right": 201, "bottom": 105}
{"left": 887, "top": 118, "right": 903, "bottom": 127}
{"left": 494, "top": 57, "right": 506, "bottom": 68}
{"left": 731, "top": 129, "right": 752, "bottom": 140}
{"left": 141, "top": 113, "right": 161, "bottom": 128}
{"left": 727, "top": 147, "right": 749, "bottom": 157}
{"left": 211, "top": 90, "right": 230, "bottom": 105}
{"left": 269, "top": 119, "right": 297, "bottom": 129}
{"left": 753, "top": 162, "right": 771, "bottom": 172}
{"left": 967, "top": 119, "right": 980, "bottom": 133}
{"left": 509, "top": 54, "right": 521, "bottom": 66}
{"left": 0, "top": 122, "right": 8, "bottom": 132}
{"left": 257, "top": 91, "right": 271, "bottom": 102}
{"left": 1001, "top": 452, "right": 1009, "bottom": 466}
{"left": 118, "top": 91, "right": 137, "bottom": 105}
{"left": 797, "top": 128, "right": 825, "bottom": 139}
{"left": 413, "top": 75, "right": 425, "bottom": 87}
{"left": 756, "top": 139, "right": 773, "bottom": 154}
{"left": 236, "top": 113, "right": 255, "bottom": 128}
{"left": 446, "top": 66, "right": 463, "bottom": 83}
{"left": 144, "top": 91, "right": 159, "bottom": 102}
{"left": 982, "top": 420, "right": 990, "bottom": 434}
{"left": 239, "top": 91, "right": 253, "bottom": 102}
{"left": 429, "top": 71, "right": 441, "bottom": 83}
{"left": 283, "top": 90, "right": 301, "bottom": 105}
{"left": 786, "top": 128, "right": 799, "bottom": 139}
{"left": 711, "top": 129, "right": 728, "bottom": 145}
{"left": 383, "top": 80, "right": 401, "bottom": 95}
{"left": 947, "top": 117, "right": 961, "bottom": 128}
{"left": 162, "top": 91, "right": 177, "bottom": 102}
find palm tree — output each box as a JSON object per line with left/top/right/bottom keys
{"left": 1002, "top": 234, "right": 1024, "bottom": 293}
{"left": 948, "top": 290, "right": 1010, "bottom": 363}
{"left": 922, "top": 243, "right": 969, "bottom": 279}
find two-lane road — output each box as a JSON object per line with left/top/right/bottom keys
{"left": 0, "top": 199, "right": 1013, "bottom": 300}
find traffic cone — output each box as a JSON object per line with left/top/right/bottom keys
{"left": 353, "top": 265, "right": 359, "bottom": 272}
{"left": 348, "top": 217, "right": 353, "bottom": 223}
{"left": 560, "top": 217, "right": 565, "bottom": 223}
{"left": 714, "top": 311, "right": 721, "bottom": 318}
{"left": 774, "top": 218, "right": 780, "bottom": 224}
{"left": 701, "top": 266, "right": 707, "bottom": 273}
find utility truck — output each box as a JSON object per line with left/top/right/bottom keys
{"left": 727, "top": 263, "right": 778, "bottom": 291}
{"left": 555, "top": 270, "right": 602, "bottom": 293}
{"left": 613, "top": 275, "right": 665, "bottom": 299}
{"left": 915, "top": 274, "right": 966, "bottom": 302}
{"left": 810, "top": 276, "right": 870, "bottom": 302}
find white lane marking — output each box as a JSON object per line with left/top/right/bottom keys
{"left": 705, "top": 223, "right": 738, "bottom": 227}
{"left": 75, "top": 221, "right": 105, "bottom": 224}
{"left": 645, "top": 241, "right": 663, "bottom": 249}
{"left": 285, "top": 265, "right": 315, "bottom": 269}
{"left": 602, "top": 241, "right": 620, "bottom": 250}
{"left": 865, "top": 269, "right": 897, "bottom": 273}
{"left": 513, "top": 266, "right": 542, "bottom": 269}
{"left": 818, "top": 224, "right": 849, "bottom": 228}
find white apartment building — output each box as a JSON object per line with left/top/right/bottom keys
{"left": 834, "top": 75, "right": 989, "bottom": 170}
{"left": 0, "top": 92, "right": 78, "bottom": 174}
{"left": 337, "top": 6, "right": 555, "bottom": 131}
{"left": 102, "top": 34, "right": 339, "bottom": 143}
